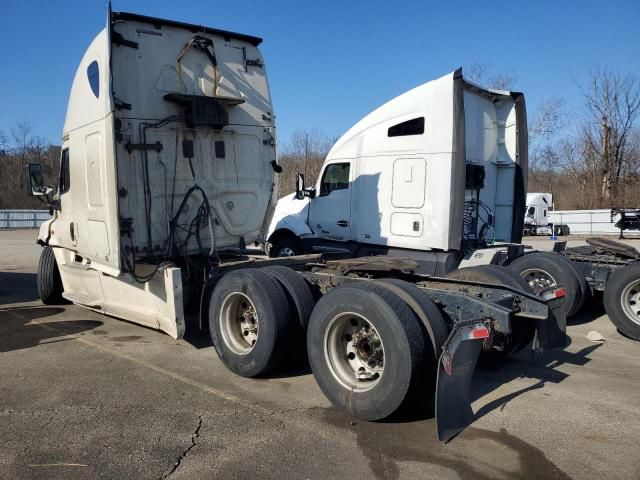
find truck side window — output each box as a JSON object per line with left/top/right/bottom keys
{"left": 59, "top": 148, "right": 70, "bottom": 194}
{"left": 87, "top": 61, "right": 99, "bottom": 98}
{"left": 527, "top": 206, "right": 535, "bottom": 216}
{"left": 319, "top": 163, "right": 350, "bottom": 197}
{"left": 388, "top": 117, "right": 424, "bottom": 137}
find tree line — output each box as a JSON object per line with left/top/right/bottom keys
{"left": 0, "top": 122, "right": 60, "bottom": 209}
{"left": 2, "top": 65, "right": 638, "bottom": 211}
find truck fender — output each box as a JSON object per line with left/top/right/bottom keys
{"left": 266, "top": 193, "right": 312, "bottom": 241}
{"left": 36, "top": 218, "right": 56, "bottom": 246}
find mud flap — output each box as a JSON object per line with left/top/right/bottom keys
{"left": 533, "top": 287, "right": 568, "bottom": 351}
{"left": 435, "top": 322, "right": 488, "bottom": 442}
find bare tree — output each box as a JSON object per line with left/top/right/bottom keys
{"left": 11, "top": 121, "right": 34, "bottom": 172}
{"left": 527, "top": 98, "right": 567, "bottom": 182}
{"left": 0, "top": 121, "right": 58, "bottom": 209}
{"left": 0, "top": 130, "right": 8, "bottom": 155}
{"left": 277, "top": 129, "right": 335, "bottom": 197}
{"left": 465, "top": 62, "right": 516, "bottom": 90}
{"left": 580, "top": 67, "right": 640, "bottom": 204}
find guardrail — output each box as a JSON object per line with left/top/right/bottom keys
{"left": 0, "top": 209, "right": 51, "bottom": 229}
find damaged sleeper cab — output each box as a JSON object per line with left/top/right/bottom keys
{"left": 27, "top": 8, "right": 568, "bottom": 443}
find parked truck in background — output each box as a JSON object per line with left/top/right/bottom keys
{"left": 523, "top": 192, "right": 570, "bottom": 236}
{"left": 26, "top": 7, "right": 571, "bottom": 443}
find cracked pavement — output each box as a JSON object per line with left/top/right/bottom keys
{"left": 1, "top": 229, "right": 640, "bottom": 479}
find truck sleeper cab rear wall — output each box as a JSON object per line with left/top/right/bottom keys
{"left": 38, "top": 10, "right": 278, "bottom": 337}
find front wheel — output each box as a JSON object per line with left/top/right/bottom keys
{"left": 603, "top": 264, "right": 640, "bottom": 341}
{"left": 269, "top": 237, "right": 302, "bottom": 258}
{"left": 307, "top": 283, "right": 428, "bottom": 421}
{"left": 37, "top": 246, "right": 64, "bottom": 305}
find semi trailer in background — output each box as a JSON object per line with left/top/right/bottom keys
{"left": 26, "top": 7, "right": 570, "bottom": 443}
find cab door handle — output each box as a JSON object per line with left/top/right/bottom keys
{"left": 337, "top": 220, "right": 348, "bottom": 227}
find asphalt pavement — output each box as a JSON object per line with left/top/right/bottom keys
{"left": 1, "top": 229, "right": 639, "bottom": 479}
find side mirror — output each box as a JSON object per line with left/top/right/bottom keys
{"left": 295, "top": 172, "right": 316, "bottom": 200}
{"left": 24, "top": 163, "right": 54, "bottom": 198}
{"left": 295, "top": 173, "right": 305, "bottom": 200}
{"left": 25, "top": 163, "right": 45, "bottom": 196}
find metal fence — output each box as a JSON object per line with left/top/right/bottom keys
{"left": 550, "top": 209, "right": 639, "bottom": 236}
{"left": 0, "top": 209, "right": 51, "bottom": 229}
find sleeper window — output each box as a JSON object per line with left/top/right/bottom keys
{"left": 388, "top": 117, "right": 424, "bottom": 137}
{"left": 319, "top": 163, "right": 350, "bottom": 196}
{"left": 87, "top": 61, "right": 99, "bottom": 98}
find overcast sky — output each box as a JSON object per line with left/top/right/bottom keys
{"left": 0, "top": 0, "right": 638, "bottom": 146}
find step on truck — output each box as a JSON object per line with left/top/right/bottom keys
{"left": 26, "top": 7, "right": 568, "bottom": 442}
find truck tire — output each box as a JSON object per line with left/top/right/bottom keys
{"left": 373, "top": 279, "right": 449, "bottom": 414}
{"left": 209, "top": 269, "right": 291, "bottom": 377}
{"left": 263, "top": 265, "right": 315, "bottom": 329}
{"left": 446, "top": 264, "right": 531, "bottom": 293}
{"left": 562, "top": 225, "right": 571, "bottom": 236}
{"left": 603, "top": 264, "right": 640, "bottom": 341}
{"left": 509, "top": 252, "right": 585, "bottom": 317}
{"left": 269, "top": 237, "right": 302, "bottom": 258}
{"left": 307, "top": 283, "right": 427, "bottom": 421}
{"left": 445, "top": 265, "right": 535, "bottom": 357}
{"left": 37, "top": 246, "right": 64, "bottom": 305}
{"left": 374, "top": 278, "right": 449, "bottom": 357}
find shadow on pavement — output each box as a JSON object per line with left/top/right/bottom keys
{"left": 471, "top": 342, "right": 602, "bottom": 421}
{"left": 0, "top": 305, "right": 102, "bottom": 353}
{"left": 0, "top": 272, "right": 39, "bottom": 305}
{"left": 321, "top": 406, "right": 571, "bottom": 480}
{"left": 566, "top": 296, "right": 606, "bottom": 326}
{"left": 316, "top": 344, "right": 600, "bottom": 479}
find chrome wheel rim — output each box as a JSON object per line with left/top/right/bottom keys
{"left": 324, "top": 312, "right": 384, "bottom": 392}
{"left": 521, "top": 268, "right": 557, "bottom": 294}
{"left": 620, "top": 280, "right": 640, "bottom": 326}
{"left": 219, "top": 292, "right": 259, "bottom": 355}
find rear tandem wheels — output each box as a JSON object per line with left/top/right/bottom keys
{"left": 202, "top": 257, "right": 567, "bottom": 442}
{"left": 506, "top": 239, "right": 640, "bottom": 341}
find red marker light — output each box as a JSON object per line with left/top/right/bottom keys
{"left": 555, "top": 288, "right": 567, "bottom": 298}
{"left": 472, "top": 327, "right": 490, "bottom": 339}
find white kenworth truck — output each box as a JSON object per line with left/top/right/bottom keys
{"left": 27, "top": 9, "right": 569, "bottom": 442}
{"left": 264, "top": 55, "right": 640, "bottom": 342}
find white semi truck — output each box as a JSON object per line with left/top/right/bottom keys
{"left": 522, "top": 192, "right": 570, "bottom": 236}
{"left": 27, "top": 8, "right": 571, "bottom": 442}
{"left": 267, "top": 125, "right": 640, "bottom": 340}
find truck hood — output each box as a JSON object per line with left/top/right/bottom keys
{"left": 267, "top": 193, "right": 311, "bottom": 240}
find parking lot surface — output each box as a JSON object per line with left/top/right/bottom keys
{"left": 1, "top": 229, "right": 639, "bottom": 479}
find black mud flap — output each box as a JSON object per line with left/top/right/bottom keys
{"left": 533, "top": 287, "right": 569, "bottom": 351}
{"left": 435, "top": 322, "right": 488, "bottom": 443}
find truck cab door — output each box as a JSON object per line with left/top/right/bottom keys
{"left": 309, "top": 162, "right": 352, "bottom": 241}
{"left": 55, "top": 147, "right": 76, "bottom": 248}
